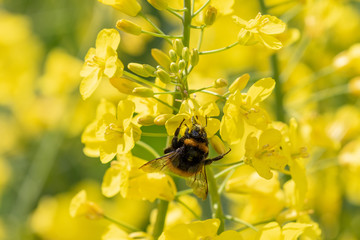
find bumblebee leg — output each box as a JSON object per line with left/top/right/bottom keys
{"left": 164, "top": 119, "right": 186, "bottom": 153}
{"left": 204, "top": 148, "right": 231, "bottom": 165}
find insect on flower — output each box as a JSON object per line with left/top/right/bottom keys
{"left": 140, "top": 117, "right": 231, "bottom": 200}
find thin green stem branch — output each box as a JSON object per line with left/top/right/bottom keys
{"left": 152, "top": 97, "right": 179, "bottom": 112}
{"left": 237, "top": 219, "right": 276, "bottom": 232}
{"left": 197, "top": 26, "right": 205, "bottom": 50}
{"left": 175, "top": 197, "right": 201, "bottom": 220}
{"left": 136, "top": 141, "right": 161, "bottom": 158}
{"left": 214, "top": 162, "right": 244, "bottom": 178}
{"left": 104, "top": 215, "right": 142, "bottom": 233}
{"left": 200, "top": 90, "right": 227, "bottom": 100}
{"left": 225, "top": 215, "right": 259, "bottom": 232}
{"left": 218, "top": 169, "right": 235, "bottom": 194}
{"left": 141, "top": 30, "right": 182, "bottom": 39}
{"left": 167, "top": 8, "right": 183, "bottom": 19}
{"left": 192, "top": 0, "right": 210, "bottom": 17}
{"left": 123, "top": 71, "right": 169, "bottom": 92}
{"left": 207, "top": 167, "right": 225, "bottom": 234}
{"left": 139, "top": 12, "right": 171, "bottom": 44}
{"left": 199, "top": 42, "right": 238, "bottom": 55}
{"left": 152, "top": 200, "right": 169, "bottom": 240}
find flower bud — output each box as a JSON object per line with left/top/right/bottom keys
{"left": 132, "top": 87, "right": 154, "bottom": 97}
{"left": 143, "top": 64, "right": 157, "bottom": 77}
{"left": 170, "top": 62, "right": 179, "bottom": 73}
{"left": 349, "top": 76, "right": 360, "bottom": 96}
{"left": 110, "top": 77, "right": 140, "bottom": 94}
{"left": 151, "top": 48, "right": 171, "bottom": 71}
{"left": 128, "top": 63, "right": 150, "bottom": 77}
{"left": 178, "top": 59, "right": 186, "bottom": 70}
{"left": 137, "top": 114, "right": 155, "bottom": 126}
{"left": 204, "top": 6, "right": 217, "bottom": 26}
{"left": 210, "top": 135, "right": 226, "bottom": 154}
{"left": 182, "top": 47, "right": 190, "bottom": 61}
{"left": 173, "top": 39, "right": 184, "bottom": 56}
{"left": 169, "top": 49, "right": 177, "bottom": 62}
{"left": 156, "top": 69, "right": 171, "bottom": 84}
{"left": 190, "top": 48, "right": 199, "bottom": 66}
{"left": 214, "top": 78, "right": 228, "bottom": 88}
{"left": 116, "top": 19, "right": 142, "bottom": 35}
{"left": 98, "top": 0, "right": 141, "bottom": 17}
{"left": 147, "top": 0, "right": 168, "bottom": 10}
{"left": 229, "top": 73, "right": 250, "bottom": 93}
{"left": 154, "top": 114, "right": 174, "bottom": 125}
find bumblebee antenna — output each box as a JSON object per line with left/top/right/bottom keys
{"left": 205, "top": 115, "right": 208, "bottom": 127}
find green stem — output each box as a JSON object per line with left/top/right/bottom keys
{"left": 167, "top": 8, "right": 183, "bottom": 19}
{"left": 136, "top": 141, "right": 161, "bottom": 158}
{"left": 103, "top": 215, "right": 142, "bottom": 233}
{"left": 152, "top": 97, "right": 179, "bottom": 112}
{"left": 200, "top": 90, "right": 227, "bottom": 100}
{"left": 199, "top": 42, "right": 238, "bottom": 55}
{"left": 197, "top": 26, "right": 205, "bottom": 50}
{"left": 237, "top": 219, "right": 276, "bottom": 232}
{"left": 123, "top": 71, "right": 168, "bottom": 92}
{"left": 192, "top": 0, "right": 210, "bottom": 17}
{"left": 207, "top": 167, "right": 225, "bottom": 234}
{"left": 225, "top": 215, "right": 259, "bottom": 231}
{"left": 141, "top": 30, "right": 181, "bottom": 39}
{"left": 214, "top": 162, "right": 244, "bottom": 178}
{"left": 271, "top": 54, "right": 286, "bottom": 122}
{"left": 152, "top": 199, "right": 169, "bottom": 240}
{"left": 183, "top": 0, "right": 192, "bottom": 48}
{"left": 175, "top": 197, "right": 201, "bottom": 220}
{"left": 139, "top": 12, "right": 171, "bottom": 44}
{"left": 176, "top": 188, "right": 193, "bottom": 196}
{"left": 217, "top": 169, "right": 235, "bottom": 194}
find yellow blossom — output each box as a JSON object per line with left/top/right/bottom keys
{"left": 81, "top": 99, "right": 141, "bottom": 163}
{"left": 69, "top": 190, "right": 104, "bottom": 220}
{"left": 102, "top": 153, "right": 177, "bottom": 202}
{"left": 256, "top": 221, "right": 318, "bottom": 240}
{"left": 159, "top": 219, "right": 244, "bottom": 240}
{"left": 165, "top": 98, "right": 220, "bottom": 138}
{"left": 98, "top": 0, "right": 141, "bottom": 17}
{"left": 102, "top": 224, "right": 150, "bottom": 240}
{"left": 220, "top": 77, "right": 275, "bottom": 145}
{"left": 233, "top": 13, "right": 286, "bottom": 50}
{"left": 244, "top": 129, "right": 290, "bottom": 180}
{"left": 80, "top": 29, "right": 123, "bottom": 99}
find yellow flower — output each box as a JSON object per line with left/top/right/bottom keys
{"left": 103, "top": 224, "right": 150, "bottom": 240}
{"left": 244, "top": 129, "right": 290, "bottom": 180}
{"left": 234, "top": 13, "right": 286, "bottom": 50}
{"left": 69, "top": 190, "right": 103, "bottom": 220}
{"left": 165, "top": 98, "right": 220, "bottom": 138}
{"left": 82, "top": 99, "right": 141, "bottom": 163}
{"left": 257, "top": 221, "right": 319, "bottom": 240}
{"left": 80, "top": 29, "right": 123, "bottom": 99}
{"left": 159, "top": 219, "right": 244, "bottom": 240}
{"left": 102, "top": 153, "right": 177, "bottom": 202}
{"left": 98, "top": 0, "right": 141, "bottom": 17}
{"left": 220, "top": 77, "right": 275, "bottom": 145}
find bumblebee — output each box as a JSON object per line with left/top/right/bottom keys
{"left": 140, "top": 118, "right": 231, "bottom": 200}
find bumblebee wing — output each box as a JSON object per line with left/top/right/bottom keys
{"left": 186, "top": 165, "right": 208, "bottom": 200}
{"left": 139, "top": 151, "right": 180, "bottom": 173}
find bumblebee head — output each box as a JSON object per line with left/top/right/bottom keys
{"left": 189, "top": 123, "right": 207, "bottom": 141}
